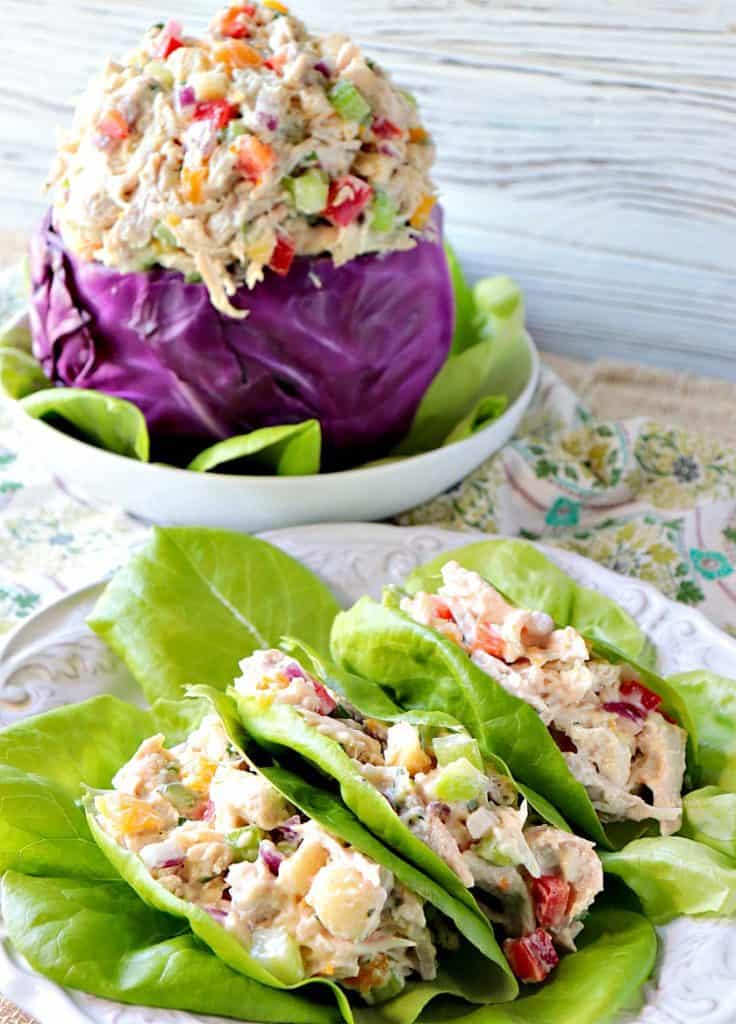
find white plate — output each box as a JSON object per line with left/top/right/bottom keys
{"left": 2, "top": 523, "right": 735, "bottom": 1024}
{"left": 7, "top": 331, "right": 538, "bottom": 532}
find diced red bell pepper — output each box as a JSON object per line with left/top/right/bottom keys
{"left": 268, "top": 234, "right": 295, "bottom": 276}
{"left": 154, "top": 19, "right": 184, "bottom": 60}
{"left": 234, "top": 135, "right": 276, "bottom": 182}
{"left": 504, "top": 929, "right": 559, "bottom": 983}
{"left": 218, "top": 5, "right": 256, "bottom": 38}
{"left": 531, "top": 875, "right": 571, "bottom": 929}
{"left": 99, "top": 110, "right": 130, "bottom": 141}
{"left": 324, "top": 175, "right": 373, "bottom": 227}
{"left": 264, "top": 53, "right": 287, "bottom": 75}
{"left": 602, "top": 700, "right": 647, "bottom": 723}
{"left": 192, "top": 798, "right": 214, "bottom": 822}
{"left": 372, "top": 117, "right": 402, "bottom": 139}
{"left": 472, "top": 622, "right": 506, "bottom": 660}
{"left": 433, "top": 599, "right": 455, "bottom": 622}
{"left": 193, "top": 99, "right": 239, "bottom": 131}
{"left": 620, "top": 679, "right": 662, "bottom": 712}
{"left": 309, "top": 677, "right": 337, "bottom": 715}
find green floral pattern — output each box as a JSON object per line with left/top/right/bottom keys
{"left": 2, "top": 263, "right": 736, "bottom": 638}
{"left": 403, "top": 370, "right": 736, "bottom": 634}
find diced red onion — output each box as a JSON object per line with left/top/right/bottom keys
{"left": 428, "top": 801, "right": 451, "bottom": 823}
{"left": 178, "top": 86, "right": 196, "bottom": 107}
{"left": 378, "top": 143, "right": 400, "bottom": 158}
{"left": 311, "top": 679, "right": 336, "bottom": 714}
{"left": 284, "top": 663, "right": 306, "bottom": 680}
{"left": 160, "top": 857, "right": 185, "bottom": 869}
{"left": 193, "top": 799, "right": 215, "bottom": 822}
{"left": 273, "top": 815, "right": 302, "bottom": 843}
{"left": 314, "top": 61, "right": 331, "bottom": 78}
{"left": 256, "top": 111, "right": 279, "bottom": 132}
{"left": 259, "top": 841, "right": 284, "bottom": 875}
{"left": 205, "top": 907, "right": 228, "bottom": 921}
{"left": 602, "top": 701, "right": 647, "bottom": 723}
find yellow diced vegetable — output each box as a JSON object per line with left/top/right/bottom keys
{"left": 264, "top": 0, "right": 289, "bottom": 12}
{"left": 190, "top": 70, "right": 229, "bottom": 101}
{"left": 95, "top": 793, "right": 164, "bottom": 838}
{"left": 410, "top": 193, "right": 437, "bottom": 229}
{"left": 181, "top": 167, "right": 207, "bottom": 204}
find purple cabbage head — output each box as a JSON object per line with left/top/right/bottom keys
{"left": 29, "top": 211, "right": 453, "bottom": 469}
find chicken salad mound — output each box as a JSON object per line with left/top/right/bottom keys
{"left": 93, "top": 713, "right": 442, "bottom": 1002}
{"left": 402, "top": 562, "right": 688, "bottom": 835}
{"left": 234, "top": 649, "right": 604, "bottom": 985}
{"left": 49, "top": 3, "right": 436, "bottom": 317}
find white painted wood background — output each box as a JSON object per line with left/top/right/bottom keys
{"left": 1, "top": 1, "right": 734, "bottom": 375}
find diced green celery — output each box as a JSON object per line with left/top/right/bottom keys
{"left": 363, "top": 971, "right": 406, "bottom": 1005}
{"left": 185, "top": 271, "right": 203, "bottom": 284}
{"left": 226, "top": 825, "right": 264, "bottom": 863}
{"left": 428, "top": 757, "right": 486, "bottom": 803}
{"left": 145, "top": 60, "right": 174, "bottom": 89}
{"left": 134, "top": 249, "right": 159, "bottom": 272}
{"left": 432, "top": 733, "right": 483, "bottom": 771}
{"left": 475, "top": 831, "right": 516, "bottom": 867}
{"left": 328, "top": 80, "right": 371, "bottom": 122}
{"left": 226, "top": 120, "right": 248, "bottom": 143}
{"left": 250, "top": 926, "right": 305, "bottom": 985}
{"left": 157, "top": 782, "right": 199, "bottom": 813}
{"left": 370, "top": 190, "right": 397, "bottom": 232}
{"left": 153, "top": 222, "right": 178, "bottom": 248}
{"left": 285, "top": 168, "right": 329, "bottom": 215}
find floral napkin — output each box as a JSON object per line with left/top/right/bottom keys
{"left": 2, "top": 263, "right": 735, "bottom": 639}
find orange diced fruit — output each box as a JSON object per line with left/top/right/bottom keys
{"left": 410, "top": 193, "right": 436, "bottom": 229}
{"left": 214, "top": 40, "right": 263, "bottom": 69}
{"left": 99, "top": 110, "right": 129, "bottom": 140}
{"left": 409, "top": 126, "right": 429, "bottom": 144}
{"left": 234, "top": 135, "right": 276, "bottom": 182}
{"left": 181, "top": 166, "right": 207, "bottom": 204}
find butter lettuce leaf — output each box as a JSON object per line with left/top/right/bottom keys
{"left": 88, "top": 526, "right": 341, "bottom": 703}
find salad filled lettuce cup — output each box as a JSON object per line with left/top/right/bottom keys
{"left": 330, "top": 539, "right": 736, "bottom": 922}
{"left": 226, "top": 644, "right": 604, "bottom": 986}
{"left": 84, "top": 689, "right": 518, "bottom": 1015}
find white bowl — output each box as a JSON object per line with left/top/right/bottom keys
{"left": 8, "top": 331, "right": 538, "bottom": 530}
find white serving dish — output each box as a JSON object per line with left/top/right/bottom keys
{"left": 7, "top": 331, "right": 538, "bottom": 531}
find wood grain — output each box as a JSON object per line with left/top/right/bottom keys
{"left": 1, "top": 1, "right": 734, "bottom": 374}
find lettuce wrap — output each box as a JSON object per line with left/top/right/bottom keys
{"left": 0, "top": 692, "right": 658, "bottom": 1024}
{"left": 84, "top": 688, "right": 518, "bottom": 1016}
{"left": 330, "top": 539, "right": 736, "bottom": 923}
{"left": 226, "top": 643, "right": 606, "bottom": 985}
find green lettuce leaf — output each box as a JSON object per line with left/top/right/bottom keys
{"left": 393, "top": 276, "right": 531, "bottom": 456}
{"left": 2, "top": 873, "right": 340, "bottom": 1024}
{"left": 330, "top": 597, "right": 607, "bottom": 846}
{"left": 600, "top": 836, "right": 736, "bottom": 923}
{"left": 0, "top": 345, "right": 48, "bottom": 398}
{"left": 409, "top": 909, "right": 656, "bottom": 1024}
{"left": 0, "top": 695, "right": 341, "bottom": 1023}
{"left": 200, "top": 688, "right": 516, "bottom": 1002}
{"left": 666, "top": 669, "right": 736, "bottom": 789}
{"left": 682, "top": 786, "right": 736, "bottom": 859}
{"left": 444, "top": 242, "right": 476, "bottom": 355}
{"left": 404, "top": 539, "right": 651, "bottom": 666}
{"left": 188, "top": 420, "right": 321, "bottom": 474}
{"left": 88, "top": 526, "right": 340, "bottom": 703}
{"left": 224, "top": 683, "right": 488, "bottom": 919}
{"left": 21, "top": 387, "right": 151, "bottom": 461}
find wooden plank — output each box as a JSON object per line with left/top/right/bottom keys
{"left": 1, "top": 1, "right": 734, "bottom": 373}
